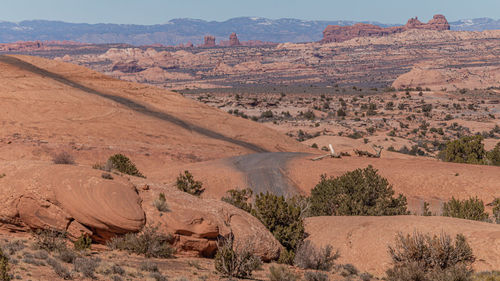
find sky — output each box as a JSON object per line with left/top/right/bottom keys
{"left": 0, "top": 0, "right": 498, "bottom": 25}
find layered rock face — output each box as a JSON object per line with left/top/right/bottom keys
{"left": 0, "top": 41, "right": 43, "bottom": 51}
{"left": 202, "top": 35, "right": 216, "bottom": 47}
{"left": 229, "top": 32, "right": 241, "bottom": 46}
{"left": 322, "top": 14, "right": 450, "bottom": 43}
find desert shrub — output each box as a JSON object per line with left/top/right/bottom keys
{"left": 268, "top": 265, "right": 298, "bottom": 281}
{"left": 261, "top": 110, "right": 274, "bottom": 118}
{"left": 0, "top": 248, "right": 10, "bottom": 281}
{"left": 303, "top": 110, "right": 316, "bottom": 120}
{"left": 153, "top": 193, "right": 169, "bottom": 212}
{"left": 73, "top": 234, "right": 92, "bottom": 251}
{"left": 22, "top": 256, "right": 45, "bottom": 266}
{"left": 101, "top": 173, "right": 113, "bottom": 180}
{"left": 107, "top": 154, "right": 145, "bottom": 178}
{"left": 53, "top": 152, "right": 75, "bottom": 165}
{"left": 347, "top": 131, "right": 363, "bottom": 139}
{"left": 107, "top": 225, "right": 175, "bottom": 258}
{"left": 304, "top": 271, "right": 329, "bottom": 281}
{"left": 150, "top": 272, "right": 168, "bottom": 281}
{"left": 214, "top": 234, "right": 262, "bottom": 278}
{"left": 422, "top": 104, "right": 433, "bottom": 112}
{"left": 33, "top": 229, "right": 67, "bottom": 252}
{"left": 309, "top": 165, "right": 408, "bottom": 216}
{"left": 111, "top": 276, "right": 123, "bottom": 281}
{"left": 337, "top": 108, "right": 346, "bottom": 117}
{"left": 278, "top": 249, "right": 296, "bottom": 265}
{"left": 442, "top": 197, "right": 489, "bottom": 222}
{"left": 493, "top": 199, "right": 500, "bottom": 224}
{"left": 340, "top": 263, "right": 359, "bottom": 276}
{"left": 2, "top": 240, "right": 25, "bottom": 255}
{"left": 441, "top": 135, "right": 487, "bottom": 164}
{"left": 33, "top": 250, "right": 49, "bottom": 260}
{"left": 360, "top": 272, "right": 374, "bottom": 281}
{"left": 473, "top": 271, "right": 500, "bottom": 281}
{"left": 111, "top": 264, "right": 125, "bottom": 275}
{"left": 140, "top": 260, "right": 159, "bottom": 272}
{"left": 487, "top": 143, "right": 500, "bottom": 166}
{"left": 176, "top": 170, "right": 204, "bottom": 196}
{"left": 221, "top": 188, "right": 253, "bottom": 213}
{"left": 422, "top": 201, "right": 433, "bottom": 216}
{"left": 386, "top": 231, "right": 475, "bottom": 281}
{"left": 57, "top": 248, "right": 77, "bottom": 264}
{"left": 294, "top": 240, "right": 339, "bottom": 271}
{"left": 252, "top": 192, "right": 305, "bottom": 263}
{"left": 47, "top": 258, "right": 72, "bottom": 280}
{"left": 73, "top": 257, "right": 99, "bottom": 279}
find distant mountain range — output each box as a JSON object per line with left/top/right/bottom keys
{"left": 0, "top": 17, "right": 498, "bottom": 46}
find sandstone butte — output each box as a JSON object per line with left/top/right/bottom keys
{"left": 220, "top": 32, "right": 242, "bottom": 47}
{"left": 202, "top": 35, "right": 216, "bottom": 47}
{"left": 321, "top": 14, "right": 450, "bottom": 43}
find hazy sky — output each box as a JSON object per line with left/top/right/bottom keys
{"left": 1, "top": 0, "right": 498, "bottom": 24}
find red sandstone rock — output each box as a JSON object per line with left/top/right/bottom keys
{"left": 0, "top": 41, "right": 43, "bottom": 51}
{"left": 202, "top": 35, "right": 216, "bottom": 47}
{"left": 229, "top": 32, "right": 241, "bottom": 46}
{"left": 111, "top": 61, "right": 145, "bottom": 73}
{"left": 321, "top": 14, "right": 450, "bottom": 43}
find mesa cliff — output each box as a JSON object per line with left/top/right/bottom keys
{"left": 321, "top": 14, "right": 450, "bottom": 43}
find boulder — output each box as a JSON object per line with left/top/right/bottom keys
{"left": 139, "top": 182, "right": 282, "bottom": 261}
{"left": 0, "top": 163, "right": 146, "bottom": 241}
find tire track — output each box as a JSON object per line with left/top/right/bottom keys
{"left": 228, "top": 152, "right": 310, "bottom": 197}
{"left": 0, "top": 55, "right": 268, "bottom": 153}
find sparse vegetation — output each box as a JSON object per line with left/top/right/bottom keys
{"left": 176, "top": 170, "right": 205, "bottom": 196}
{"left": 439, "top": 135, "right": 487, "bottom": 164}
{"left": 442, "top": 197, "right": 489, "bottom": 222}
{"left": 33, "top": 229, "right": 67, "bottom": 252}
{"left": 268, "top": 265, "right": 299, "bottom": 281}
{"left": 304, "top": 271, "right": 329, "bottom": 281}
{"left": 107, "top": 225, "right": 175, "bottom": 258}
{"left": 73, "top": 257, "right": 99, "bottom": 279}
{"left": 493, "top": 199, "right": 500, "bottom": 224}
{"left": 153, "top": 193, "right": 169, "bottom": 212}
{"left": 252, "top": 192, "right": 305, "bottom": 264}
{"left": 214, "top": 234, "right": 262, "bottom": 278}
{"left": 73, "top": 234, "right": 92, "bottom": 251}
{"left": 386, "top": 231, "right": 475, "bottom": 281}
{"left": 107, "top": 154, "right": 145, "bottom": 178}
{"left": 294, "top": 240, "right": 339, "bottom": 271}
{"left": 52, "top": 151, "right": 75, "bottom": 165}
{"left": 0, "top": 248, "right": 10, "bottom": 281}
{"left": 47, "top": 257, "right": 72, "bottom": 280}
{"left": 222, "top": 188, "right": 253, "bottom": 213}
{"left": 309, "top": 165, "right": 408, "bottom": 216}
{"left": 488, "top": 142, "right": 500, "bottom": 166}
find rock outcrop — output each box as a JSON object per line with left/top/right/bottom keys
{"left": 0, "top": 41, "right": 43, "bottom": 51}
{"left": 321, "top": 14, "right": 450, "bottom": 43}
{"left": 0, "top": 164, "right": 146, "bottom": 241}
{"left": 139, "top": 181, "right": 282, "bottom": 261}
{"left": 229, "top": 32, "right": 241, "bottom": 46}
{"left": 202, "top": 35, "right": 216, "bottom": 47}
{"left": 0, "top": 162, "right": 281, "bottom": 260}
{"left": 111, "top": 61, "right": 145, "bottom": 73}
{"left": 304, "top": 216, "right": 500, "bottom": 275}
